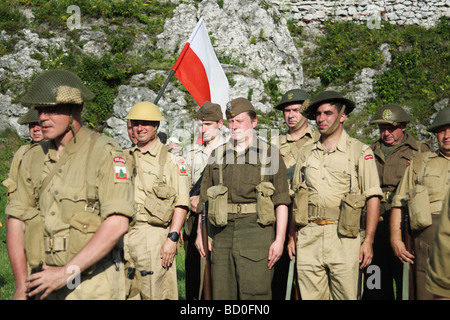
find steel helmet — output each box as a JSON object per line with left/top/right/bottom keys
{"left": 18, "top": 107, "right": 39, "bottom": 125}
{"left": 275, "top": 89, "right": 311, "bottom": 111}
{"left": 304, "top": 90, "right": 355, "bottom": 120}
{"left": 125, "top": 102, "right": 167, "bottom": 122}
{"left": 428, "top": 107, "right": 450, "bottom": 133}
{"left": 369, "top": 104, "right": 413, "bottom": 126}
{"left": 21, "top": 69, "right": 95, "bottom": 107}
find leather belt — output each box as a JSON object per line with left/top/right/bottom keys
{"left": 310, "top": 218, "right": 337, "bottom": 225}
{"left": 227, "top": 203, "right": 257, "bottom": 214}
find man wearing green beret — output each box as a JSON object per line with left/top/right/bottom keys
{"left": 184, "top": 101, "right": 226, "bottom": 300}
{"left": 271, "top": 88, "right": 319, "bottom": 299}
{"left": 363, "top": 104, "right": 429, "bottom": 300}
{"left": 196, "top": 97, "right": 291, "bottom": 299}
{"left": 289, "top": 90, "right": 382, "bottom": 300}
{"left": 391, "top": 107, "right": 450, "bottom": 300}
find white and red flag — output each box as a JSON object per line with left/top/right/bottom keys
{"left": 172, "top": 18, "right": 230, "bottom": 118}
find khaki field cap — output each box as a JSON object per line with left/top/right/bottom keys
{"left": 369, "top": 104, "right": 413, "bottom": 126}
{"left": 225, "top": 97, "right": 255, "bottom": 119}
{"left": 197, "top": 101, "right": 223, "bottom": 121}
{"left": 18, "top": 107, "right": 39, "bottom": 125}
{"left": 428, "top": 107, "right": 450, "bottom": 133}
{"left": 125, "top": 101, "right": 167, "bottom": 122}
{"left": 304, "top": 90, "right": 355, "bottom": 120}
{"left": 275, "top": 89, "right": 311, "bottom": 111}
{"left": 21, "top": 69, "right": 95, "bottom": 107}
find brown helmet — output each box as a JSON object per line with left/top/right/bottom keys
{"left": 369, "top": 104, "right": 413, "bottom": 126}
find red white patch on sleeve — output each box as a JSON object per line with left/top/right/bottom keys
{"left": 113, "top": 156, "right": 126, "bottom": 164}
{"left": 406, "top": 161, "right": 411, "bottom": 167}
{"left": 115, "top": 166, "right": 128, "bottom": 179}
{"left": 364, "top": 154, "right": 374, "bottom": 160}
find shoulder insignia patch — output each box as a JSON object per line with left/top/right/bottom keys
{"left": 179, "top": 164, "right": 187, "bottom": 174}
{"left": 364, "top": 154, "right": 374, "bottom": 160}
{"left": 115, "top": 166, "right": 128, "bottom": 180}
{"left": 113, "top": 156, "right": 126, "bottom": 164}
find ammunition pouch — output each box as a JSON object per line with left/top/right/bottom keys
{"left": 406, "top": 185, "right": 432, "bottom": 231}
{"left": 207, "top": 185, "right": 228, "bottom": 227}
{"left": 292, "top": 181, "right": 309, "bottom": 227}
{"left": 23, "top": 207, "right": 45, "bottom": 270}
{"left": 255, "top": 182, "right": 276, "bottom": 226}
{"left": 144, "top": 185, "right": 177, "bottom": 227}
{"left": 338, "top": 193, "right": 366, "bottom": 238}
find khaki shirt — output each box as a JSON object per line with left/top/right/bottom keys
{"left": 425, "top": 188, "right": 450, "bottom": 298}
{"left": 2, "top": 144, "right": 33, "bottom": 202}
{"left": 392, "top": 151, "right": 450, "bottom": 214}
{"left": 292, "top": 131, "right": 382, "bottom": 216}
{"left": 198, "top": 136, "right": 291, "bottom": 210}
{"left": 6, "top": 127, "right": 135, "bottom": 266}
{"left": 127, "top": 138, "right": 190, "bottom": 217}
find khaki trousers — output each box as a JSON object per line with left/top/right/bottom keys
{"left": 124, "top": 222, "right": 178, "bottom": 300}
{"left": 296, "top": 222, "right": 360, "bottom": 300}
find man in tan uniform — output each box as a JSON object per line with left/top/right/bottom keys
{"left": 364, "top": 104, "right": 429, "bottom": 300}
{"left": 270, "top": 88, "right": 318, "bottom": 299}
{"left": 391, "top": 107, "right": 450, "bottom": 300}
{"left": 6, "top": 70, "right": 134, "bottom": 300}
{"left": 3, "top": 107, "right": 45, "bottom": 203}
{"left": 196, "top": 97, "right": 291, "bottom": 300}
{"left": 290, "top": 90, "right": 382, "bottom": 300}
{"left": 425, "top": 188, "right": 450, "bottom": 299}
{"left": 124, "top": 101, "right": 190, "bottom": 300}
{"left": 184, "top": 101, "right": 225, "bottom": 300}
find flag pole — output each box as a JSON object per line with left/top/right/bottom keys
{"left": 154, "top": 69, "right": 175, "bottom": 105}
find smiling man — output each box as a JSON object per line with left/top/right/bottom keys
{"left": 289, "top": 90, "right": 382, "bottom": 300}
{"left": 123, "top": 101, "right": 190, "bottom": 300}
{"left": 5, "top": 69, "right": 134, "bottom": 300}
{"left": 363, "top": 104, "right": 430, "bottom": 300}
{"left": 390, "top": 107, "right": 450, "bottom": 300}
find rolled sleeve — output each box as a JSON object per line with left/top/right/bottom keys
{"left": 358, "top": 147, "right": 383, "bottom": 199}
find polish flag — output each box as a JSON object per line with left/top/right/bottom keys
{"left": 172, "top": 18, "right": 229, "bottom": 118}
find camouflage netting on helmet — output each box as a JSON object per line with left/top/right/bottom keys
{"left": 21, "top": 70, "right": 95, "bottom": 107}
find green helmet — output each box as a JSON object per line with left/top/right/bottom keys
{"left": 21, "top": 69, "right": 95, "bottom": 108}
{"left": 17, "top": 107, "right": 39, "bottom": 125}
{"left": 304, "top": 90, "right": 355, "bottom": 120}
{"left": 275, "top": 89, "right": 311, "bottom": 111}
{"left": 125, "top": 102, "right": 167, "bottom": 122}
{"left": 428, "top": 107, "right": 450, "bottom": 133}
{"left": 369, "top": 104, "right": 412, "bottom": 126}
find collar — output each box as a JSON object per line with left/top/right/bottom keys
{"left": 285, "top": 126, "right": 314, "bottom": 142}
{"left": 315, "top": 130, "right": 349, "bottom": 153}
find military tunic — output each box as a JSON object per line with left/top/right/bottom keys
{"left": 124, "top": 138, "right": 190, "bottom": 300}
{"left": 292, "top": 131, "right": 382, "bottom": 300}
{"left": 2, "top": 144, "right": 33, "bottom": 203}
{"left": 6, "top": 127, "right": 134, "bottom": 299}
{"left": 365, "top": 133, "right": 429, "bottom": 300}
{"left": 197, "top": 137, "right": 291, "bottom": 299}
{"left": 392, "top": 150, "right": 450, "bottom": 300}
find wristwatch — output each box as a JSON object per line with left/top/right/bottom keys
{"left": 167, "top": 231, "right": 180, "bottom": 242}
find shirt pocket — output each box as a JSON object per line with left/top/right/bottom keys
{"left": 422, "top": 165, "right": 444, "bottom": 199}
{"left": 57, "top": 186, "right": 89, "bottom": 224}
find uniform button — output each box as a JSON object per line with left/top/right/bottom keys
{"left": 58, "top": 169, "right": 62, "bottom": 173}
{"left": 83, "top": 224, "right": 87, "bottom": 229}
{"left": 74, "top": 196, "right": 78, "bottom": 200}
{"left": 54, "top": 191, "right": 58, "bottom": 195}
{"left": 51, "top": 211, "right": 55, "bottom": 215}
{"left": 322, "top": 177, "right": 325, "bottom": 180}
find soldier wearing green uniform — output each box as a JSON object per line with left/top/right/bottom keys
{"left": 290, "top": 91, "right": 382, "bottom": 300}
{"left": 363, "top": 104, "right": 429, "bottom": 300}
{"left": 6, "top": 70, "right": 134, "bottom": 300}
{"left": 271, "top": 89, "right": 318, "bottom": 299}
{"left": 184, "top": 101, "right": 225, "bottom": 300}
{"left": 391, "top": 107, "right": 450, "bottom": 300}
{"left": 196, "top": 97, "right": 291, "bottom": 299}
{"left": 124, "top": 102, "right": 190, "bottom": 300}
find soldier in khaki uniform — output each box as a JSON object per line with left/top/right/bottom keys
{"left": 391, "top": 107, "right": 450, "bottom": 300}
{"left": 6, "top": 70, "right": 134, "bottom": 300}
{"left": 124, "top": 102, "right": 190, "bottom": 300}
{"left": 184, "top": 101, "right": 225, "bottom": 300}
{"left": 196, "top": 97, "right": 291, "bottom": 300}
{"left": 363, "top": 104, "right": 429, "bottom": 300}
{"left": 425, "top": 188, "right": 450, "bottom": 299}
{"left": 289, "top": 91, "right": 382, "bottom": 300}
{"left": 2, "top": 107, "right": 45, "bottom": 204}
{"left": 270, "top": 89, "right": 319, "bottom": 299}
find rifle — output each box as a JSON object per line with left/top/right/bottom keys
{"left": 402, "top": 208, "right": 415, "bottom": 300}
{"left": 201, "top": 202, "right": 212, "bottom": 300}
{"left": 357, "top": 208, "right": 367, "bottom": 300}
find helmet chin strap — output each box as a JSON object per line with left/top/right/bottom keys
{"left": 65, "top": 106, "right": 77, "bottom": 143}
{"left": 291, "top": 116, "right": 307, "bottom": 131}
{"left": 323, "top": 105, "right": 346, "bottom": 136}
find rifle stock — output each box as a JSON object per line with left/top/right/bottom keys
{"left": 201, "top": 202, "right": 212, "bottom": 300}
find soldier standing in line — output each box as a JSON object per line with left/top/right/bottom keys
{"left": 184, "top": 101, "right": 225, "bottom": 300}
{"left": 289, "top": 90, "right": 382, "bottom": 300}
{"left": 123, "top": 102, "right": 190, "bottom": 300}
{"left": 2, "top": 107, "right": 45, "bottom": 203}
{"left": 195, "top": 97, "right": 291, "bottom": 299}
{"left": 363, "top": 104, "right": 430, "bottom": 300}
{"left": 6, "top": 69, "right": 134, "bottom": 300}
{"left": 270, "top": 89, "right": 319, "bottom": 299}
{"left": 390, "top": 107, "right": 450, "bottom": 300}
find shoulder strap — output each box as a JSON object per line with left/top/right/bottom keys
{"left": 347, "top": 138, "right": 367, "bottom": 194}
{"left": 84, "top": 133, "right": 103, "bottom": 207}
